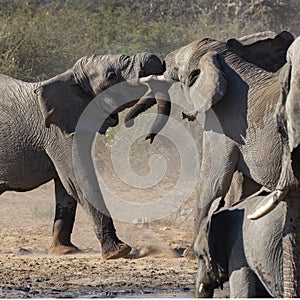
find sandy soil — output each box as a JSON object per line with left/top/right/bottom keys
{"left": 0, "top": 181, "right": 229, "bottom": 298}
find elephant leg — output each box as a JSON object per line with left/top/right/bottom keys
{"left": 184, "top": 135, "right": 238, "bottom": 259}
{"left": 229, "top": 267, "right": 270, "bottom": 297}
{"left": 85, "top": 202, "right": 131, "bottom": 260}
{"left": 48, "top": 178, "right": 79, "bottom": 255}
{"left": 195, "top": 134, "right": 239, "bottom": 233}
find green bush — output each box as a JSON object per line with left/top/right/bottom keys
{"left": 0, "top": 0, "right": 298, "bottom": 81}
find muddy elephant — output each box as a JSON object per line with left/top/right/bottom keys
{"left": 194, "top": 190, "right": 285, "bottom": 298}
{"left": 0, "top": 52, "right": 169, "bottom": 259}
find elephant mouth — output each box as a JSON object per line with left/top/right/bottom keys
{"left": 99, "top": 113, "right": 119, "bottom": 134}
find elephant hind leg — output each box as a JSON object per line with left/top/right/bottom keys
{"left": 48, "top": 179, "right": 80, "bottom": 255}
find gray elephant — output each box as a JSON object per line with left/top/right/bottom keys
{"left": 125, "top": 31, "right": 298, "bottom": 294}
{"left": 125, "top": 32, "right": 293, "bottom": 224}
{"left": 125, "top": 31, "right": 294, "bottom": 142}
{"left": 169, "top": 37, "right": 299, "bottom": 296}
{"left": 0, "top": 52, "right": 168, "bottom": 259}
{"left": 194, "top": 190, "right": 285, "bottom": 298}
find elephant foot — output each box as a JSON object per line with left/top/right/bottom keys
{"left": 48, "top": 244, "right": 80, "bottom": 255}
{"left": 183, "top": 246, "right": 197, "bottom": 260}
{"left": 101, "top": 240, "right": 132, "bottom": 260}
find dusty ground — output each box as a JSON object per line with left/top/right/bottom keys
{"left": 0, "top": 181, "right": 229, "bottom": 298}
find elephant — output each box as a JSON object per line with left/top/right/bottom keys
{"left": 125, "top": 31, "right": 298, "bottom": 295}
{"left": 0, "top": 52, "right": 169, "bottom": 259}
{"left": 167, "top": 39, "right": 300, "bottom": 296}
{"left": 194, "top": 190, "right": 285, "bottom": 298}
{"left": 249, "top": 36, "right": 300, "bottom": 220}
{"left": 124, "top": 31, "right": 293, "bottom": 228}
{"left": 125, "top": 31, "right": 293, "bottom": 154}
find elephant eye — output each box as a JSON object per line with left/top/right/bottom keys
{"left": 107, "top": 71, "right": 117, "bottom": 81}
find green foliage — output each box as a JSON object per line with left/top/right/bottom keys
{"left": 0, "top": 0, "right": 298, "bottom": 81}
{"left": 0, "top": 0, "right": 192, "bottom": 81}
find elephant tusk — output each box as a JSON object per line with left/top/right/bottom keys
{"left": 156, "top": 74, "right": 177, "bottom": 83}
{"left": 198, "top": 283, "right": 205, "bottom": 296}
{"left": 156, "top": 74, "right": 166, "bottom": 81}
{"left": 138, "top": 75, "right": 154, "bottom": 83}
{"left": 138, "top": 74, "right": 177, "bottom": 83}
{"left": 247, "top": 190, "right": 288, "bottom": 220}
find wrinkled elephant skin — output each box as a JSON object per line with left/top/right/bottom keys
{"left": 0, "top": 52, "right": 165, "bottom": 259}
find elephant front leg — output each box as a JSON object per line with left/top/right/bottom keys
{"left": 86, "top": 202, "right": 131, "bottom": 259}
{"left": 49, "top": 178, "right": 80, "bottom": 255}
{"left": 185, "top": 135, "right": 238, "bottom": 260}
{"left": 229, "top": 267, "right": 270, "bottom": 297}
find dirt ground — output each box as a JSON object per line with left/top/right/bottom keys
{"left": 0, "top": 181, "right": 229, "bottom": 298}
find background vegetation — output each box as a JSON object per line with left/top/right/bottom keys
{"left": 0, "top": 0, "right": 299, "bottom": 81}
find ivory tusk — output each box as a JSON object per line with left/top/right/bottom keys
{"left": 138, "top": 75, "right": 154, "bottom": 83}
{"left": 198, "top": 283, "right": 205, "bottom": 295}
{"left": 138, "top": 74, "right": 177, "bottom": 83}
{"left": 156, "top": 74, "right": 177, "bottom": 83}
{"left": 156, "top": 74, "right": 166, "bottom": 81}
{"left": 247, "top": 190, "right": 288, "bottom": 220}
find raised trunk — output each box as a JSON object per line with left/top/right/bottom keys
{"left": 282, "top": 188, "right": 300, "bottom": 297}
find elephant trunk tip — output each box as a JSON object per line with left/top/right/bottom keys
{"left": 145, "top": 133, "right": 155, "bottom": 144}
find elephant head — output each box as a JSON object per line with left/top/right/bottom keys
{"left": 124, "top": 32, "right": 293, "bottom": 139}
{"left": 168, "top": 50, "right": 227, "bottom": 121}
{"left": 164, "top": 31, "right": 294, "bottom": 86}
{"left": 226, "top": 31, "right": 294, "bottom": 72}
{"left": 34, "top": 52, "right": 169, "bottom": 135}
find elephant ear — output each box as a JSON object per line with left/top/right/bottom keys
{"left": 35, "top": 70, "right": 91, "bottom": 133}
{"left": 190, "top": 51, "right": 227, "bottom": 112}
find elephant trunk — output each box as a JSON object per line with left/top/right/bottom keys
{"left": 145, "top": 92, "right": 171, "bottom": 143}
{"left": 124, "top": 75, "right": 173, "bottom": 143}
{"left": 282, "top": 189, "right": 300, "bottom": 297}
